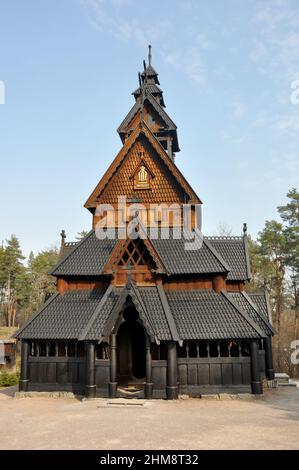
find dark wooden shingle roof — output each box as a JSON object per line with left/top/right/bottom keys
{"left": 207, "top": 236, "right": 251, "bottom": 281}
{"left": 166, "top": 289, "right": 265, "bottom": 340}
{"left": 51, "top": 230, "right": 252, "bottom": 282}
{"left": 15, "top": 284, "right": 267, "bottom": 342}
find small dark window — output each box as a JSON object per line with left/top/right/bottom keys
{"left": 39, "top": 341, "right": 47, "bottom": 357}
{"left": 229, "top": 340, "right": 239, "bottom": 357}
{"left": 58, "top": 341, "right": 66, "bottom": 357}
{"left": 198, "top": 341, "right": 208, "bottom": 357}
{"left": 48, "top": 342, "right": 56, "bottom": 357}
{"left": 159, "top": 342, "right": 167, "bottom": 360}
{"left": 68, "top": 342, "right": 76, "bottom": 357}
{"left": 151, "top": 343, "right": 160, "bottom": 360}
{"left": 241, "top": 341, "right": 250, "bottom": 357}
{"left": 178, "top": 343, "right": 187, "bottom": 358}
{"left": 188, "top": 341, "right": 198, "bottom": 358}
{"left": 209, "top": 341, "right": 218, "bottom": 357}
{"left": 96, "top": 342, "right": 109, "bottom": 360}
{"left": 220, "top": 341, "right": 229, "bottom": 357}
{"left": 77, "top": 342, "right": 85, "bottom": 357}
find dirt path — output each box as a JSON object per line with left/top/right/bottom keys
{"left": 0, "top": 387, "right": 298, "bottom": 450}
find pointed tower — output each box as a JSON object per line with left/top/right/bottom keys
{"left": 85, "top": 46, "right": 201, "bottom": 229}
{"left": 118, "top": 45, "right": 179, "bottom": 161}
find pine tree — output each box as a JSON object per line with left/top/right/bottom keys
{"left": 278, "top": 188, "right": 299, "bottom": 336}
{"left": 0, "top": 235, "right": 26, "bottom": 326}
{"left": 27, "top": 248, "right": 59, "bottom": 314}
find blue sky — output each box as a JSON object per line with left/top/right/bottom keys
{"left": 0, "top": 0, "right": 299, "bottom": 257}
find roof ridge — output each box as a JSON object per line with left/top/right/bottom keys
{"left": 101, "top": 287, "right": 129, "bottom": 337}
{"left": 50, "top": 230, "right": 95, "bottom": 275}
{"left": 241, "top": 291, "right": 275, "bottom": 335}
{"left": 145, "top": 92, "right": 177, "bottom": 129}
{"left": 157, "top": 284, "right": 181, "bottom": 344}
{"left": 78, "top": 284, "right": 114, "bottom": 341}
{"left": 221, "top": 289, "right": 266, "bottom": 338}
{"left": 139, "top": 122, "right": 200, "bottom": 202}
{"left": 203, "top": 237, "right": 231, "bottom": 272}
{"left": 130, "top": 283, "right": 158, "bottom": 343}
{"left": 206, "top": 236, "right": 243, "bottom": 240}
{"left": 117, "top": 101, "right": 141, "bottom": 134}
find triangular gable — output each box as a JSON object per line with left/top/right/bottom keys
{"left": 118, "top": 94, "right": 176, "bottom": 137}
{"left": 98, "top": 284, "right": 158, "bottom": 343}
{"left": 85, "top": 122, "right": 201, "bottom": 209}
{"left": 145, "top": 93, "right": 177, "bottom": 130}
{"left": 103, "top": 234, "right": 167, "bottom": 274}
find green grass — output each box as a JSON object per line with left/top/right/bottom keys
{"left": 0, "top": 369, "right": 20, "bottom": 387}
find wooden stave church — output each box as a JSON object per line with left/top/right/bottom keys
{"left": 15, "top": 47, "right": 275, "bottom": 399}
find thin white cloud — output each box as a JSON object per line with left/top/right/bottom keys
{"left": 80, "top": 0, "right": 171, "bottom": 46}
{"left": 165, "top": 47, "right": 206, "bottom": 84}
{"left": 232, "top": 102, "right": 247, "bottom": 119}
{"left": 220, "top": 129, "right": 246, "bottom": 145}
{"left": 250, "top": 0, "right": 299, "bottom": 81}
{"left": 274, "top": 112, "right": 299, "bottom": 132}
{"left": 80, "top": 0, "right": 210, "bottom": 85}
{"left": 252, "top": 111, "right": 267, "bottom": 128}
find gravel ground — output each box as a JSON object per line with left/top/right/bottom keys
{"left": 0, "top": 386, "right": 298, "bottom": 450}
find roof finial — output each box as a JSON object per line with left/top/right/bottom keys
{"left": 243, "top": 223, "right": 247, "bottom": 236}
{"left": 60, "top": 230, "right": 66, "bottom": 249}
{"left": 148, "top": 44, "right": 152, "bottom": 66}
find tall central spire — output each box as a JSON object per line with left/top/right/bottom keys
{"left": 117, "top": 46, "right": 180, "bottom": 158}
{"left": 148, "top": 44, "right": 152, "bottom": 66}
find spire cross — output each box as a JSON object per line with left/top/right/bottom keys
{"left": 148, "top": 44, "right": 152, "bottom": 66}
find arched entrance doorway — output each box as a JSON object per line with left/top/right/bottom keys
{"left": 117, "top": 305, "right": 146, "bottom": 385}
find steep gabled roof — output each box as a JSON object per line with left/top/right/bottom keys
{"left": 227, "top": 291, "right": 275, "bottom": 336}
{"left": 207, "top": 236, "right": 251, "bottom": 281}
{"left": 145, "top": 93, "right": 177, "bottom": 130}
{"left": 142, "top": 63, "right": 159, "bottom": 82}
{"left": 15, "top": 288, "right": 108, "bottom": 340}
{"left": 117, "top": 101, "right": 141, "bottom": 135}
{"left": 50, "top": 229, "right": 238, "bottom": 278}
{"left": 51, "top": 230, "right": 116, "bottom": 276}
{"left": 15, "top": 283, "right": 267, "bottom": 342}
{"left": 166, "top": 289, "right": 265, "bottom": 340}
{"left": 118, "top": 93, "right": 177, "bottom": 137}
{"left": 151, "top": 229, "right": 230, "bottom": 275}
{"left": 85, "top": 121, "right": 201, "bottom": 209}
{"left": 132, "top": 83, "right": 165, "bottom": 108}
{"left": 81, "top": 283, "right": 175, "bottom": 342}
{"left": 247, "top": 290, "right": 273, "bottom": 323}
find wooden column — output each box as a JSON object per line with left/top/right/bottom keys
{"left": 212, "top": 275, "right": 225, "bottom": 293}
{"left": 166, "top": 341, "right": 178, "bottom": 400}
{"left": 109, "top": 334, "right": 117, "bottom": 398}
{"left": 250, "top": 340, "right": 263, "bottom": 395}
{"left": 19, "top": 340, "right": 29, "bottom": 392}
{"left": 145, "top": 336, "right": 153, "bottom": 399}
{"left": 85, "top": 341, "right": 96, "bottom": 398}
{"left": 264, "top": 336, "right": 275, "bottom": 380}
